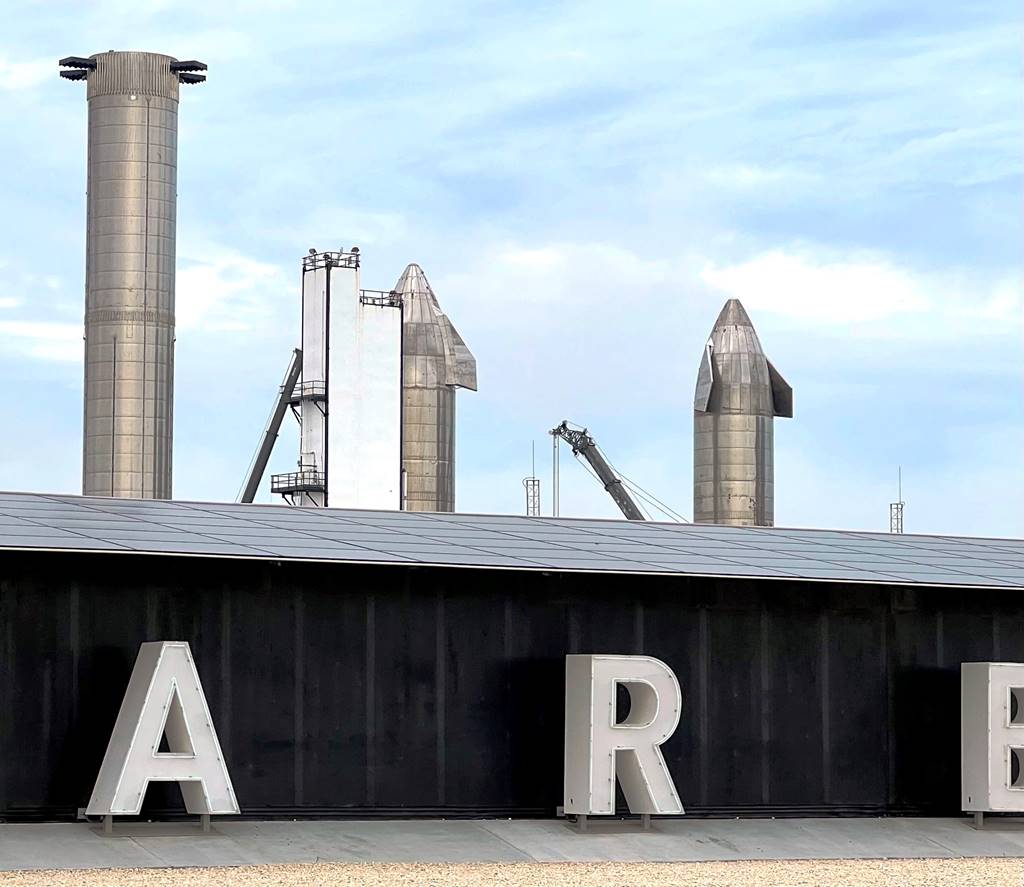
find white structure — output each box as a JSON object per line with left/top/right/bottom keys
{"left": 273, "top": 250, "right": 403, "bottom": 508}
{"left": 564, "top": 655, "right": 683, "bottom": 824}
{"left": 962, "top": 662, "right": 1024, "bottom": 825}
{"left": 329, "top": 287, "right": 403, "bottom": 509}
{"left": 87, "top": 642, "right": 238, "bottom": 831}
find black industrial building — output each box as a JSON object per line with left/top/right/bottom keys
{"left": 1, "top": 491, "right": 1023, "bottom": 822}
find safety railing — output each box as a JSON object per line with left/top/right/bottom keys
{"left": 270, "top": 470, "right": 325, "bottom": 494}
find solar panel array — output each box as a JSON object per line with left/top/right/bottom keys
{"left": 0, "top": 491, "right": 1021, "bottom": 589}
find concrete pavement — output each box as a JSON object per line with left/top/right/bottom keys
{"left": 2, "top": 817, "right": 1024, "bottom": 872}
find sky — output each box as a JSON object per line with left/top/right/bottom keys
{"left": 0, "top": 0, "right": 1020, "bottom": 536}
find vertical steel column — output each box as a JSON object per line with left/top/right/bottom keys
{"left": 61, "top": 51, "right": 206, "bottom": 498}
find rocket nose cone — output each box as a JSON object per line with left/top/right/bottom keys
{"left": 714, "top": 298, "right": 753, "bottom": 329}
{"left": 394, "top": 263, "right": 431, "bottom": 297}
{"left": 707, "top": 297, "right": 766, "bottom": 357}
{"left": 394, "top": 262, "right": 445, "bottom": 329}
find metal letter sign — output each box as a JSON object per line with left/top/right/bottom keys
{"left": 87, "top": 642, "right": 239, "bottom": 820}
{"left": 564, "top": 654, "right": 683, "bottom": 816}
{"left": 962, "top": 662, "right": 1024, "bottom": 825}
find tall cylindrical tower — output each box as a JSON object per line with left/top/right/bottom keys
{"left": 393, "top": 264, "right": 477, "bottom": 512}
{"left": 60, "top": 52, "right": 206, "bottom": 498}
{"left": 693, "top": 299, "right": 792, "bottom": 526}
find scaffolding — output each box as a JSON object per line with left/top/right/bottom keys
{"left": 522, "top": 442, "right": 541, "bottom": 516}
{"left": 889, "top": 467, "right": 905, "bottom": 534}
{"left": 889, "top": 501, "right": 905, "bottom": 534}
{"left": 523, "top": 477, "right": 541, "bottom": 517}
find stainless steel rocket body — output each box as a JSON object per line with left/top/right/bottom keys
{"left": 693, "top": 299, "right": 792, "bottom": 526}
{"left": 393, "top": 264, "right": 476, "bottom": 513}
{"left": 62, "top": 51, "right": 204, "bottom": 498}
{"left": 403, "top": 384, "right": 456, "bottom": 511}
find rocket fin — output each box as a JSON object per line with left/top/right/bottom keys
{"left": 439, "top": 314, "right": 478, "bottom": 391}
{"left": 694, "top": 341, "right": 715, "bottom": 412}
{"left": 767, "top": 359, "right": 793, "bottom": 418}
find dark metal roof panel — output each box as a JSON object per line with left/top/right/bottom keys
{"left": 0, "top": 492, "right": 1020, "bottom": 589}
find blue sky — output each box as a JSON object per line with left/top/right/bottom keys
{"left": 0, "top": 0, "right": 1020, "bottom": 536}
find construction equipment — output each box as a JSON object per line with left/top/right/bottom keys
{"left": 238, "top": 349, "right": 302, "bottom": 503}
{"left": 549, "top": 421, "right": 645, "bottom": 521}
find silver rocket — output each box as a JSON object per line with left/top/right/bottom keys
{"left": 693, "top": 299, "right": 792, "bottom": 526}
{"left": 60, "top": 51, "right": 206, "bottom": 498}
{"left": 394, "top": 264, "right": 477, "bottom": 512}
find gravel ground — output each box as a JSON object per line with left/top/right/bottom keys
{"left": 1, "top": 859, "right": 1023, "bottom": 887}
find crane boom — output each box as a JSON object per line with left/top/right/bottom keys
{"left": 550, "top": 421, "right": 646, "bottom": 521}
{"left": 239, "top": 349, "right": 302, "bottom": 503}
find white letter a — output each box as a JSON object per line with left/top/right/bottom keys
{"left": 87, "top": 641, "right": 239, "bottom": 816}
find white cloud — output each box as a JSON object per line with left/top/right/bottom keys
{"left": 0, "top": 244, "right": 292, "bottom": 364}
{"left": 0, "top": 320, "right": 81, "bottom": 362}
{"left": 283, "top": 207, "right": 410, "bottom": 254}
{"left": 432, "top": 238, "right": 705, "bottom": 422}
{"left": 701, "top": 250, "right": 927, "bottom": 322}
{"left": 441, "top": 240, "right": 679, "bottom": 319}
{"left": 700, "top": 249, "right": 1021, "bottom": 329}
{"left": 176, "top": 245, "right": 290, "bottom": 333}
{"left": 0, "top": 251, "right": 292, "bottom": 363}
{"left": 702, "top": 164, "right": 814, "bottom": 190}
{"left": 0, "top": 57, "right": 52, "bottom": 91}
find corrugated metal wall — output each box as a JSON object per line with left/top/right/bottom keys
{"left": 0, "top": 550, "right": 1020, "bottom": 820}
